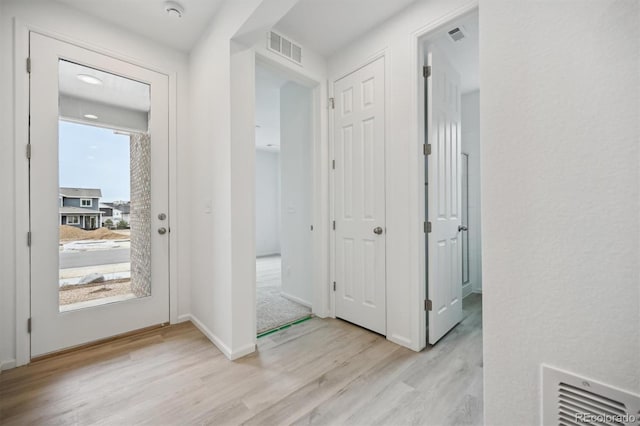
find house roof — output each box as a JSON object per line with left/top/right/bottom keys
{"left": 59, "top": 206, "right": 102, "bottom": 215}
{"left": 59, "top": 187, "right": 102, "bottom": 198}
{"left": 101, "top": 202, "right": 130, "bottom": 214}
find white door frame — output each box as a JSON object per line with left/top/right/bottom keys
{"left": 252, "top": 51, "right": 330, "bottom": 323}
{"left": 12, "top": 22, "right": 180, "bottom": 367}
{"left": 413, "top": 3, "right": 479, "bottom": 349}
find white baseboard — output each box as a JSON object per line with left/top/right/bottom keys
{"left": 280, "top": 291, "right": 312, "bottom": 308}
{"left": 185, "top": 314, "right": 256, "bottom": 361}
{"left": 256, "top": 252, "right": 281, "bottom": 258}
{"left": 176, "top": 313, "right": 192, "bottom": 323}
{"left": 462, "top": 283, "right": 473, "bottom": 298}
{"left": 387, "top": 333, "right": 418, "bottom": 351}
{"left": 1, "top": 359, "right": 16, "bottom": 371}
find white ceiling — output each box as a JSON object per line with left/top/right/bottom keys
{"left": 275, "top": 0, "right": 418, "bottom": 57}
{"left": 55, "top": 0, "right": 224, "bottom": 51}
{"left": 59, "top": 60, "right": 150, "bottom": 111}
{"left": 426, "top": 11, "right": 479, "bottom": 94}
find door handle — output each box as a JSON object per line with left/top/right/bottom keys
{"left": 458, "top": 225, "right": 468, "bottom": 232}
{"left": 373, "top": 226, "right": 383, "bottom": 235}
{"left": 158, "top": 227, "right": 167, "bottom": 235}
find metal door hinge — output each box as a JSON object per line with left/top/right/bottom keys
{"left": 423, "top": 65, "right": 431, "bottom": 78}
{"left": 332, "top": 159, "right": 335, "bottom": 169}
{"left": 26, "top": 57, "right": 31, "bottom": 74}
{"left": 424, "top": 299, "right": 432, "bottom": 311}
{"left": 27, "top": 231, "right": 31, "bottom": 246}
{"left": 310, "top": 225, "right": 314, "bottom": 231}
{"left": 27, "top": 318, "right": 32, "bottom": 333}
{"left": 332, "top": 220, "right": 336, "bottom": 230}
{"left": 424, "top": 221, "right": 432, "bottom": 233}
{"left": 26, "top": 144, "right": 31, "bottom": 159}
{"left": 423, "top": 143, "right": 431, "bottom": 156}
{"left": 333, "top": 282, "right": 336, "bottom": 291}
{"left": 329, "top": 97, "right": 335, "bottom": 109}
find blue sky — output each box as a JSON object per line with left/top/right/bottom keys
{"left": 59, "top": 120, "right": 130, "bottom": 201}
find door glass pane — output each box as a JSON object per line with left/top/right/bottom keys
{"left": 58, "top": 60, "right": 151, "bottom": 312}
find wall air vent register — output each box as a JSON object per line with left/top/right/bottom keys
{"left": 267, "top": 31, "right": 302, "bottom": 66}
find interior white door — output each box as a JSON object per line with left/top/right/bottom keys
{"left": 426, "top": 47, "right": 463, "bottom": 344}
{"left": 29, "top": 32, "right": 170, "bottom": 357}
{"left": 334, "top": 57, "right": 386, "bottom": 335}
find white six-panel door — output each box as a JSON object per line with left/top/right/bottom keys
{"left": 334, "top": 57, "right": 386, "bottom": 335}
{"left": 426, "top": 47, "right": 463, "bottom": 344}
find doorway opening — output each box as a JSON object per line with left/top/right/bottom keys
{"left": 254, "top": 61, "right": 313, "bottom": 336}
{"left": 421, "top": 9, "right": 482, "bottom": 345}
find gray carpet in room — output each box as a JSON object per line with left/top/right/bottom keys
{"left": 256, "top": 285, "right": 311, "bottom": 334}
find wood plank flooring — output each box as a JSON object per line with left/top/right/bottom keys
{"left": 0, "top": 294, "right": 482, "bottom": 426}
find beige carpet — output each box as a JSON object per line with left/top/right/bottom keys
{"left": 256, "top": 286, "right": 310, "bottom": 334}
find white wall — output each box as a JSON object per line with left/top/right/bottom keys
{"left": 461, "top": 90, "right": 481, "bottom": 293}
{"left": 0, "top": 0, "right": 191, "bottom": 369}
{"left": 255, "top": 64, "right": 282, "bottom": 149}
{"left": 187, "top": 0, "right": 262, "bottom": 360}
{"left": 482, "top": 1, "right": 640, "bottom": 424}
{"left": 328, "top": 0, "right": 477, "bottom": 351}
{"left": 255, "top": 150, "right": 281, "bottom": 256}
{"left": 189, "top": 0, "right": 328, "bottom": 360}
{"left": 280, "top": 82, "right": 313, "bottom": 306}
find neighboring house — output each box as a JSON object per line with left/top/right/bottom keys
{"left": 59, "top": 187, "right": 102, "bottom": 230}
{"left": 99, "top": 203, "right": 122, "bottom": 226}
{"left": 100, "top": 201, "right": 131, "bottom": 226}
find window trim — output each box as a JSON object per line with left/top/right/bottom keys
{"left": 80, "top": 198, "right": 92, "bottom": 207}
{"left": 66, "top": 215, "right": 80, "bottom": 225}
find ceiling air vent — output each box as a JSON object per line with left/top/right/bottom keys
{"left": 447, "top": 27, "right": 466, "bottom": 42}
{"left": 267, "top": 31, "right": 302, "bottom": 66}
{"left": 542, "top": 365, "right": 640, "bottom": 426}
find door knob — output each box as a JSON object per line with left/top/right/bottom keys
{"left": 158, "top": 227, "right": 167, "bottom": 235}
{"left": 458, "top": 225, "right": 468, "bottom": 232}
{"left": 373, "top": 226, "right": 383, "bottom": 235}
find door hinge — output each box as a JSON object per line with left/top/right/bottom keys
{"left": 329, "top": 97, "right": 335, "bottom": 109}
{"left": 26, "top": 57, "right": 31, "bottom": 74}
{"left": 332, "top": 220, "right": 336, "bottom": 230}
{"left": 424, "top": 221, "right": 432, "bottom": 233}
{"left": 27, "top": 231, "right": 31, "bottom": 246}
{"left": 423, "top": 65, "right": 431, "bottom": 78}
{"left": 26, "top": 144, "right": 31, "bottom": 159}
{"left": 424, "top": 299, "right": 432, "bottom": 311}
{"left": 423, "top": 143, "right": 431, "bottom": 156}
{"left": 333, "top": 282, "right": 336, "bottom": 292}
{"left": 332, "top": 159, "right": 335, "bottom": 169}
{"left": 27, "top": 317, "right": 32, "bottom": 333}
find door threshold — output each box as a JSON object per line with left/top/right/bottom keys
{"left": 30, "top": 322, "right": 169, "bottom": 363}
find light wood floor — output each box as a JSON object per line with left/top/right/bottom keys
{"left": 0, "top": 294, "right": 482, "bottom": 426}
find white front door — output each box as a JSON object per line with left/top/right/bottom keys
{"left": 29, "top": 32, "right": 170, "bottom": 357}
{"left": 334, "top": 57, "right": 386, "bottom": 335}
{"left": 426, "top": 47, "right": 463, "bottom": 344}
